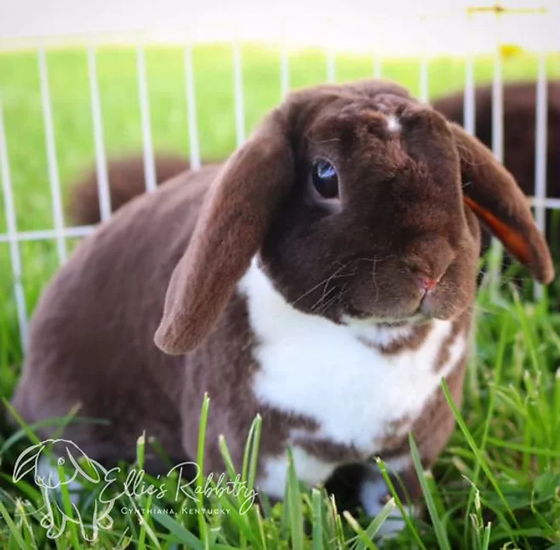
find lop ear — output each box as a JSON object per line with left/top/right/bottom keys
{"left": 64, "top": 440, "right": 101, "bottom": 484}
{"left": 155, "top": 109, "right": 294, "bottom": 354}
{"left": 450, "top": 123, "right": 554, "bottom": 284}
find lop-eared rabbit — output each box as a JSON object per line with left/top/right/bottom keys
{"left": 12, "top": 80, "right": 553, "bottom": 528}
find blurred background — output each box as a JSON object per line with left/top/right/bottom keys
{"left": 0, "top": 0, "right": 559, "bottom": 367}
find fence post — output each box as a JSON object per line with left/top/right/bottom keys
{"left": 0, "top": 99, "right": 28, "bottom": 348}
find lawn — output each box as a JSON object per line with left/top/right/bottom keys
{"left": 0, "top": 44, "right": 560, "bottom": 549}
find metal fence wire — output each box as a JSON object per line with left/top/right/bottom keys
{"left": 0, "top": 3, "right": 559, "bottom": 348}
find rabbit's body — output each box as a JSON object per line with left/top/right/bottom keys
{"left": 12, "top": 172, "right": 209, "bottom": 466}
{"left": 241, "top": 260, "right": 469, "bottom": 496}
{"left": 12, "top": 80, "right": 553, "bottom": 523}
{"left": 68, "top": 154, "right": 191, "bottom": 225}
{"left": 14, "top": 167, "right": 466, "bottom": 481}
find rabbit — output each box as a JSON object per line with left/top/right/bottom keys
{"left": 432, "top": 81, "right": 560, "bottom": 255}
{"left": 68, "top": 154, "right": 190, "bottom": 225}
{"left": 11, "top": 80, "right": 553, "bottom": 531}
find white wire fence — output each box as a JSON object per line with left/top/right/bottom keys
{"left": 0, "top": 7, "right": 559, "bottom": 349}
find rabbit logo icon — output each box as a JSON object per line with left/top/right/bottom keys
{"left": 12, "top": 438, "right": 115, "bottom": 541}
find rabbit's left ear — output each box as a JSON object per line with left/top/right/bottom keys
{"left": 65, "top": 441, "right": 101, "bottom": 483}
{"left": 155, "top": 109, "right": 294, "bottom": 354}
{"left": 12, "top": 441, "right": 46, "bottom": 483}
{"left": 450, "top": 123, "right": 554, "bottom": 284}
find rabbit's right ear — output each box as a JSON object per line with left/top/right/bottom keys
{"left": 155, "top": 109, "right": 294, "bottom": 354}
{"left": 450, "top": 123, "right": 554, "bottom": 284}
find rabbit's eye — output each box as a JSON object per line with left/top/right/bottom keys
{"left": 311, "top": 159, "right": 339, "bottom": 199}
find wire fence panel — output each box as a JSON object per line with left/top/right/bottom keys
{"left": 232, "top": 41, "right": 245, "bottom": 147}
{"left": 533, "top": 33, "right": 549, "bottom": 299}
{"left": 535, "top": 52, "right": 548, "bottom": 235}
{"left": 419, "top": 16, "right": 429, "bottom": 103}
{"left": 463, "top": 15, "right": 476, "bottom": 135}
{"left": 373, "top": 55, "right": 382, "bottom": 79}
{"left": 280, "top": 44, "right": 290, "bottom": 99}
{"left": 487, "top": 15, "right": 505, "bottom": 296}
{"left": 87, "top": 44, "right": 112, "bottom": 221}
{"left": 38, "top": 48, "right": 67, "bottom": 264}
{"left": 0, "top": 100, "right": 28, "bottom": 347}
{"left": 137, "top": 44, "right": 157, "bottom": 192}
{"left": 532, "top": 198, "right": 560, "bottom": 209}
{"left": 326, "top": 48, "right": 336, "bottom": 84}
{"left": 491, "top": 60, "right": 504, "bottom": 162}
{"left": 0, "top": 5, "right": 559, "bottom": 347}
{"left": 0, "top": 227, "right": 96, "bottom": 243}
{"left": 184, "top": 43, "right": 201, "bottom": 171}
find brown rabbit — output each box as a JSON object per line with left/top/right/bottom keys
{"left": 68, "top": 154, "right": 190, "bottom": 225}
{"left": 11, "top": 80, "right": 553, "bottom": 534}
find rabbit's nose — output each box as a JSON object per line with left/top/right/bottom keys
{"left": 407, "top": 259, "right": 451, "bottom": 289}
{"left": 418, "top": 276, "right": 439, "bottom": 292}
{"left": 404, "top": 235, "right": 454, "bottom": 285}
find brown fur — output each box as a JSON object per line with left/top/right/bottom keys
{"left": 68, "top": 154, "right": 190, "bottom": 225}
{"left": 433, "top": 81, "right": 560, "bottom": 251}
{"left": 370, "top": 323, "right": 433, "bottom": 355}
{"left": 11, "top": 80, "right": 553, "bottom": 514}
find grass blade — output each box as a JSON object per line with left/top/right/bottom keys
{"left": 409, "top": 433, "right": 451, "bottom": 550}
{"left": 311, "top": 488, "right": 324, "bottom": 550}
{"left": 285, "top": 448, "right": 304, "bottom": 550}
{"left": 441, "top": 380, "right": 521, "bottom": 543}
{"left": 196, "top": 393, "right": 210, "bottom": 547}
{"left": 363, "top": 497, "right": 398, "bottom": 542}
{"left": 376, "top": 458, "right": 427, "bottom": 550}
{"left": 0, "top": 498, "right": 28, "bottom": 550}
{"left": 151, "top": 507, "right": 203, "bottom": 550}
{"left": 343, "top": 510, "right": 379, "bottom": 550}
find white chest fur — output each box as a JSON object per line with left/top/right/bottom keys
{"left": 238, "top": 261, "right": 466, "bottom": 495}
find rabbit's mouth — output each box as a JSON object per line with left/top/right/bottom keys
{"left": 417, "top": 287, "right": 439, "bottom": 318}
{"left": 341, "top": 306, "right": 429, "bottom": 327}
{"left": 340, "top": 286, "right": 461, "bottom": 326}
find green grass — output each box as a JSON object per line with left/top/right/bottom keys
{"left": 1, "top": 44, "right": 560, "bottom": 549}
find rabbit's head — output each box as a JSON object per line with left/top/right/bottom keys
{"left": 155, "top": 80, "right": 554, "bottom": 354}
